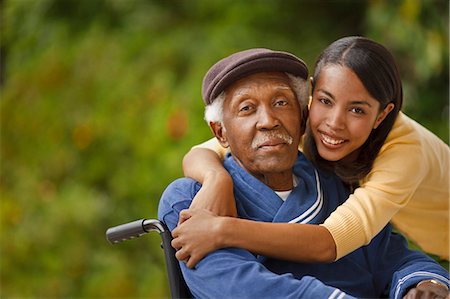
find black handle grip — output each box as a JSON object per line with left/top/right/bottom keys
{"left": 106, "top": 219, "right": 191, "bottom": 298}
{"left": 106, "top": 219, "right": 147, "bottom": 244}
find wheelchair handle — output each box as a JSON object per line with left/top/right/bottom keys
{"left": 106, "top": 219, "right": 191, "bottom": 298}
{"left": 106, "top": 219, "right": 166, "bottom": 244}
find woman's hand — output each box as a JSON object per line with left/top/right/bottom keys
{"left": 172, "top": 209, "right": 227, "bottom": 268}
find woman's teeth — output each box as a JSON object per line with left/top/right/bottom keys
{"left": 321, "top": 133, "right": 345, "bottom": 145}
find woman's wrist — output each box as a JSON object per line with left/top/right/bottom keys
{"left": 203, "top": 168, "right": 232, "bottom": 186}
{"left": 191, "top": 168, "right": 236, "bottom": 217}
{"left": 213, "top": 216, "right": 233, "bottom": 248}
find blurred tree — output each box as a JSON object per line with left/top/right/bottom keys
{"left": 366, "top": 0, "right": 449, "bottom": 141}
{"left": 1, "top": 0, "right": 448, "bottom": 298}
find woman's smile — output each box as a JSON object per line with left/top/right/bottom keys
{"left": 309, "top": 65, "right": 386, "bottom": 162}
{"left": 318, "top": 131, "right": 347, "bottom": 147}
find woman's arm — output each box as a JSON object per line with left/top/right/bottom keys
{"left": 176, "top": 116, "right": 446, "bottom": 267}
{"left": 172, "top": 209, "right": 336, "bottom": 268}
{"left": 182, "top": 141, "right": 236, "bottom": 218}
{"left": 179, "top": 138, "right": 336, "bottom": 266}
{"left": 182, "top": 138, "right": 229, "bottom": 183}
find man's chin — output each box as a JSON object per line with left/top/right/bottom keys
{"left": 253, "top": 156, "right": 296, "bottom": 173}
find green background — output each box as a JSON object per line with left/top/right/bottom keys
{"left": 1, "top": 0, "right": 448, "bottom": 298}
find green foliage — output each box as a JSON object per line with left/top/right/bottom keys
{"left": 366, "top": 0, "right": 449, "bottom": 141}
{"left": 1, "top": 0, "right": 448, "bottom": 298}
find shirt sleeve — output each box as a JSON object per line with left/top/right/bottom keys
{"left": 365, "top": 224, "right": 449, "bottom": 298}
{"left": 158, "top": 178, "right": 356, "bottom": 299}
{"left": 321, "top": 140, "right": 427, "bottom": 259}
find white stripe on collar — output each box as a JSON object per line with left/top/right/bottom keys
{"left": 288, "top": 169, "right": 323, "bottom": 224}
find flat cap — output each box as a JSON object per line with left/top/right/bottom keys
{"left": 202, "top": 48, "right": 308, "bottom": 105}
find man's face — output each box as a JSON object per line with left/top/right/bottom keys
{"left": 213, "top": 72, "right": 302, "bottom": 182}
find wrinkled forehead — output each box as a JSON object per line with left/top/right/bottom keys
{"left": 232, "top": 82, "right": 292, "bottom": 97}
{"left": 225, "top": 72, "right": 294, "bottom": 100}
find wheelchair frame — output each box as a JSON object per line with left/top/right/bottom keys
{"left": 106, "top": 219, "right": 191, "bottom": 299}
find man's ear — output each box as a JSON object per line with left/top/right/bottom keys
{"left": 308, "top": 76, "right": 314, "bottom": 109}
{"left": 300, "top": 107, "right": 309, "bottom": 136}
{"left": 210, "top": 122, "right": 229, "bottom": 148}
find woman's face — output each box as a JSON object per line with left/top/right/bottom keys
{"left": 309, "top": 65, "right": 393, "bottom": 162}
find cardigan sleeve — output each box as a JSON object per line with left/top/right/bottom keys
{"left": 191, "top": 137, "right": 229, "bottom": 159}
{"left": 365, "top": 224, "right": 449, "bottom": 298}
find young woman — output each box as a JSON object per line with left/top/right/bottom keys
{"left": 172, "top": 36, "right": 450, "bottom": 272}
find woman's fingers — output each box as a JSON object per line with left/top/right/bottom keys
{"left": 175, "top": 247, "right": 190, "bottom": 262}
{"left": 172, "top": 208, "right": 221, "bottom": 266}
{"left": 175, "top": 248, "right": 201, "bottom": 269}
{"left": 171, "top": 236, "right": 181, "bottom": 250}
{"left": 186, "top": 255, "right": 201, "bottom": 269}
{"left": 178, "top": 209, "right": 192, "bottom": 225}
{"left": 172, "top": 237, "right": 203, "bottom": 268}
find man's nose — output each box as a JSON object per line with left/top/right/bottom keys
{"left": 256, "top": 106, "right": 280, "bottom": 130}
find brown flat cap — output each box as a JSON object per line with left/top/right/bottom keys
{"left": 202, "top": 48, "right": 308, "bottom": 105}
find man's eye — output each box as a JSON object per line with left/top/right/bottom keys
{"left": 319, "top": 98, "right": 332, "bottom": 105}
{"left": 274, "top": 99, "right": 288, "bottom": 106}
{"left": 239, "top": 105, "right": 252, "bottom": 112}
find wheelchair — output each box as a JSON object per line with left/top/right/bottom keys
{"left": 106, "top": 219, "right": 191, "bottom": 299}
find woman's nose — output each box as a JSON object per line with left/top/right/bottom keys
{"left": 325, "top": 110, "right": 345, "bottom": 130}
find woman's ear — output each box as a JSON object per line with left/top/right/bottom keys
{"left": 210, "top": 122, "right": 229, "bottom": 148}
{"left": 374, "top": 103, "right": 395, "bottom": 129}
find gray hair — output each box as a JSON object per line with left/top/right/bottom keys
{"left": 204, "top": 74, "right": 309, "bottom": 125}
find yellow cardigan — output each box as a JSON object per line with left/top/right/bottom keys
{"left": 194, "top": 112, "right": 449, "bottom": 259}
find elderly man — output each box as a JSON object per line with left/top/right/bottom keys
{"left": 158, "top": 49, "right": 449, "bottom": 298}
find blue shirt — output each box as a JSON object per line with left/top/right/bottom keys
{"left": 158, "top": 152, "right": 449, "bottom": 298}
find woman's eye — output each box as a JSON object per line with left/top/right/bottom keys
{"left": 350, "top": 107, "right": 365, "bottom": 114}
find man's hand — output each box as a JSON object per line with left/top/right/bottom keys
{"left": 172, "top": 209, "right": 227, "bottom": 268}
{"left": 403, "top": 279, "right": 450, "bottom": 299}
